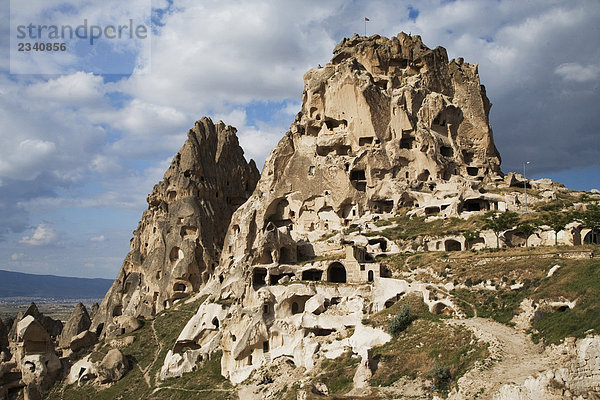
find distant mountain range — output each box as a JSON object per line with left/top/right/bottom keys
{"left": 0, "top": 269, "right": 113, "bottom": 299}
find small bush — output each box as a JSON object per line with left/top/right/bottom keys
{"left": 430, "top": 363, "right": 451, "bottom": 389}
{"left": 387, "top": 305, "right": 416, "bottom": 336}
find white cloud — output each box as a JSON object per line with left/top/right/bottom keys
{"left": 25, "top": 72, "right": 106, "bottom": 104}
{"left": 0, "top": 139, "right": 56, "bottom": 181}
{"left": 120, "top": 0, "right": 338, "bottom": 112}
{"left": 555, "top": 63, "right": 600, "bottom": 82}
{"left": 20, "top": 224, "right": 57, "bottom": 246}
{"left": 214, "top": 108, "right": 287, "bottom": 167}
{"left": 91, "top": 235, "right": 106, "bottom": 242}
{"left": 11, "top": 253, "right": 25, "bottom": 261}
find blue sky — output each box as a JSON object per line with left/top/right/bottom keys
{"left": 0, "top": 0, "right": 599, "bottom": 278}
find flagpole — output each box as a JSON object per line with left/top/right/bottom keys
{"left": 364, "top": 19, "right": 367, "bottom": 36}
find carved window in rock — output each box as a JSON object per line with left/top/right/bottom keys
{"left": 359, "top": 137, "right": 374, "bottom": 146}
{"left": 291, "top": 302, "right": 299, "bottom": 315}
{"left": 440, "top": 146, "right": 453, "bottom": 157}
{"left": 350, "top": 169, "right": 367, "bottom": 191}
{"left": 301, "top": 269, "right": 322, "bottom": 281}
{"left": 467, "top": 167, "right": 479, "bottom": 176}
{"left": 400, "top": 137, "right": 414, "bottom": 149}
{"left": 112, "top": 305, "right": 122, "bottom": 317}
{"left": 253, "top": 268, "right": 267, "bottom": 289}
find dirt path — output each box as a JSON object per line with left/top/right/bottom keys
{"left": 140, "top": 318, "right": 162, "bottom": 388}
{"left": 447, "top": 318, "right": 555, "bottom": 399}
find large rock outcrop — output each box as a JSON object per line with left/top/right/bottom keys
{"left": 159, "top": 33, "right": 504, "bottom": 383}
{"left": 221, "top": 33, "right": 502, "bottom": 279}
{"left": 58, "top": 303, "right": 91, "bottom": 349}
{"left": 22, "top": 303, "right": 63, "bottom": 340}
{"left": 0, "top": 318, "right": 9, "bottom": 362}
{"left": 15, "top": 316, "right": 60, "bottom": 400}
{"left": 92, "top": 117, "right": 259, "bottom": 336}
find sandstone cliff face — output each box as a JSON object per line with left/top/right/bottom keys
{"left": 58, "top": 303, "right": 91, "bottom": 349}
{"left": 219, "top": 33, "right": 502, "bottom": 295}
{"left": 92, "top": 117, "right": 259, "bottom": 335}
{"left": 157, "top": 33, "right": 507, "bottom": 384}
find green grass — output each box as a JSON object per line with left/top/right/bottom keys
{"left": 153, "top": 351, "right": 233, "bottom": 400}
{"left": 314, "top": 351, "right": 360, "bottom": 395}
{"left": 379, "top": 246, "right": 600, "bottom": 346}
{"left": 447, "top": 256, "right": 600, "bottom": 344}
{"left": 452, "top": 288, "right": 526, "bottom": 324}
{"left": 369, "top": 319, "right": 487, "bottom": 393}
{"left": 367, "top": 212, "right": 485, "bottom": 241}
{"left": 45, "top": 295, "right": 216, "bottom": 400}
{"left": 363, "top": 295, "right": 485, "bottom": 394}
{"left": 531, "top": 259, "right": 600, "bottom": 344}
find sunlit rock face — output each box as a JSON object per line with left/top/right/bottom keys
{"left": 220, "top": 32, "right": 503, "bottom": 281}
{"left": 92, "top": 117, "right": 259, "bottom": 335}
{"left": 196, "top": 33, "right": 504, "bottom": 382}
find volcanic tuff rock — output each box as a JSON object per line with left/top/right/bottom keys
{"left": 218, "top": 32, "right": 502, "bottom": 295}
{"left": 92, "top": 117, "right": 259, "bottom": 335}
{"left": 97, "top": 349, "right": 129, "bottom": 384}
{"left": 34, "top": 32, "right": 600, "bottom": 400}
{"left": 155, "top": 33, "right": 507, "bottom": 384}
{"left": 220, "top": 32, "right": 502, "bottom": 281}
{"left": 22, "top": 303, "right": 63, "bottom": 340}
{"left": 58, "top": 303, "right": 91, "bottom": 349}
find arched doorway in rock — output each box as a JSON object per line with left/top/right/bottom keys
{"left": 584, "top": 231, "right": 599, "bottom": 244}
{"left": 444, "top": 239, "right": 462, "bottom": 251}
{"left": 431, "top": 302, "right": 453, "bottom": 315}
{"left": 173, "top": 283, "right": 186, "bottom": 292}
{"left": 327, "top": 262, "right": 347, "bottom": 283}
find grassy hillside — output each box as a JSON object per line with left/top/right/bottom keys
{"left": 46, "top": 295, "right": 234, "bottom": 400}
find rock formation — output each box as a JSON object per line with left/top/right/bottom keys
{"left": 221, "top": 32, "right": 503, "bottom": 279}
{"left": 1, "top": 305, "right": 66, "bottom": 400}
{"left": 42, "top": 32, "right": 600, "bottom": 399}
{"left": 97, "top": 349, "right": 129, "bottom": 384}
{"left": 58, "top": 303, "right": 91, "bottom": 349}
{"left": 0, "top": 319, "right": 8, "bottom": 360}
{"left": 91, "top": 117, "right": 259, "bottom": 335}
{"left": 15, "top": 316, "right": 60, "bottom": 400}
{"left": 158, "top": 33, "right": 506, "bottom": 383}
{"left": 22, "top": 303, "right": 63, "bottom": 341}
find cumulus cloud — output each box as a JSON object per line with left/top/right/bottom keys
{"left": 24, "top": 72, "right": 106, "bottom": 104}
{"left": 20, "top": 224, "right": 57, "bottom": 246}
{"left": 555, "top": 63, "right": 600, "bottom": 82}
{"left": 0, "top": 139, "right": 56, "bottom": 180}
{"left": 120, "top": 0, "right": 338, "bottom": 112}
{"left": 90, "top": 235, "right": 106, "bottom": 242}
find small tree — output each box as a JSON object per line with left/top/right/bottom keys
{"left": 430, "top": 364, "right": 452, "bottom": 391}
{"left": 542, "top": 212, "right": 572, "bottom": 246}
{"left": 462, "top": 230, "right": 480, "bottom": 250}
{"left": 516, "top": 222, "right": 538, "bottom": 247}
{"left": 387, "top": 305, "right": 416, "bottom": 336}
{"left": 483, "top": 211, "right": 519, "bottom": 248}
{"left": 579, "top": 203, "right": 600, "bottom": 243}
